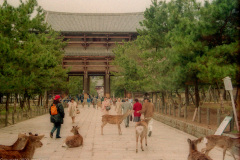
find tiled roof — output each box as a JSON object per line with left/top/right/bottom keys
{"left": 45, "top": 11, "right": 144, "bottom": 33}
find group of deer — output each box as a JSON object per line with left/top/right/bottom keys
{"left": 0, "top": 132, "right": 44, "bottom": 159}
{"left": 187, "top": 135, "right": 239, "bottom": 160}
{"left": 101, "top": 109, "right": 150, "bottom": 153}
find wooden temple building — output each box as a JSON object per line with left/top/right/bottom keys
{"left": 45, "top": 11, "right": 144, "bottom": 98}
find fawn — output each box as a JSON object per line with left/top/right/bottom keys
{"left": 0, "top": 133, "right": 44, "bottom": 159}
{"left": 0, "top": 133, "right": 28, "bottom": 150}
{"left": 101, "top": 110, "right": 132, "bottom": 135}
{"left": 135, "top": 118, "right": 150, "bottom": 153}
{"left": 187, "top": 138, "right": 213, "bottom": 160}
{"left": 194, "top": 135, "right": 240, "bottom": 160}
{"left": 63, "top": 126, "right": 83, "bottom": 148}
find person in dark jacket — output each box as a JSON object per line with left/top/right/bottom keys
{"left": 50, "top": 95, "right": 65, "bottom": 139}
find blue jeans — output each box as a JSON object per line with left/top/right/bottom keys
{"left": 51, "top": 123, "right": 61, "bottom": 137}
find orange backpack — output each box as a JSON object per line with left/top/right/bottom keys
{"left": 51, "top": 104, "right": 58, "bottom": 115}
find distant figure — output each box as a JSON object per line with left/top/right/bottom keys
{"left": 121, "top": 98, "right": 132, "bottom": 127}
{"left": 133, "top": 99, "right": 142, "bottom": 123}
{"left": 68, "top": 98, "right": 77, "bottom": 123}
{"left": 93, "top": 96, "right": 97, "bottom": 109}
{"left": 102, "top": 97, "right": 110, "bottom": 115}
{"left": 116, "top": 98, "right": 122, "bottom": 115}
{"left": 87, "top": 96, "right": 91, "bottom": 108}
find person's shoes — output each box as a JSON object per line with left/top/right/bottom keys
{"left": 148, "top": 131, "right": 152, "bottom": 137}
{"left": 50, "top": 132, "right": 53, "bottom": 138}
{"left": 56, "top": 136, "right": 61, "bottom": 138}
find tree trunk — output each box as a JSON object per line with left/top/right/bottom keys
{"left": 175, "top": 90, "right": 182, "bottom": 104}
{"left": 38, "top": 94, "right": 41, "bottom": 106}
{"left": 161, "top": 91, "right": 165, "bottom": 107}
{"left": 185, "top": 85, "right": 189, "bottom": 106}
{"left": 27, "top": 96, "right": 30, "bottom": 111}
{"left": 14, "top": 93, "right": 18, "bottom": 112}
{"left": 194, "top": 78, "right": 200, "bottom": 108}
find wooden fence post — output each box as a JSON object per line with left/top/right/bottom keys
{"left": 169, "top": 104, "right": 171, "bottom": 115}
{"left": 207, "top": 107, "right": 210, "bottom": 125}
{"left": 217, "top": 108, "right": 221, "bottom": 126}
{"left": 162, "top": 104, "right": 164, "bottom": 113}
{"left": 178, "top": 104, "right": 181, "bottom": 117}
{"left": 184, "top": 104, "right": 187, "bottom": 119}
{"left": 173, "top": 105, "right": 176, "bottom": 117}
{"left": 12, "top": 111, "right": 14, "bottom": 124}
{"left": 198, "top": 107, "right": 201, "bottom": 123}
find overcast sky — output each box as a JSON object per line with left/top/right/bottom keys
{"left": 0, "top": 0, "right": 156, "bottom": 13}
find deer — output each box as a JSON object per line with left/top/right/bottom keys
{"left": 62, "top": 126, "right": 83, "bottom": 148}
{"left": 0, "top": 133, "right": 28, "bottom": 150}
{"left": 187, "top": 138, "right": 213, "bottom": 160}
{"left": 0, "top": 133, "right": 44, "bottom": 160}
{"left": 135, "top": 118, "right": 150, "bottom": 153}
{"left": 101, "top": 109, "right": 132, "bottom": 135}
{"left": 194, "top": 135, "right": 240, "bottom": 160}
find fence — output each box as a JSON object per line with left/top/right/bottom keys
{"left": 0, "top": 106, "right": 48, "bottom": 128}
{"left": 152, "top": 101, "right": 236, "bottom": 132}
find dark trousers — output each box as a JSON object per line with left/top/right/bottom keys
{"left": 51, "top": 123, "right": 61, "bottom": 137}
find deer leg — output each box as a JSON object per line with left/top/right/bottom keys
{"left": 222, "top": 148, "right": 227, "bottom": 160}
{"left": 136, "top": 134, "right": 138, "bottom": 153}
{"left": 145, "top": 135, "right": 147, "bottom": 146}
{"left": 118, "top": 124, "right": 122, "bottom": 135}
{"left": 228, "top": 149, "right": 236, "bottom": 160}
{"left": 101, "top": 121, "right": 107, "bottom": 135}
{"left": 141, "top": 137, "right": 144, "bottom": 151}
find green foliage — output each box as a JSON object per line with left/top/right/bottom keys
{"left": 113, "top": 0, "right": 239, "bottom": 93}
{"left": 68, "top": 76, "right": 83, "bottom": 97}
{"left": 0, "top": 0, "right": 68, "bottom": 100}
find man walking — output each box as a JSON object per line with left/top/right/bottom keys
{"left": 138, "top": 98, "right": 154, "bottom": 137}
{"left": 121, "top": 98, "right": 132, "bottom": 127}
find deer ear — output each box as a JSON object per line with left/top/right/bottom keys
{"left": 37, "top": 135, "right": 45, "bottom": 140}
{"left": 187, "top": 138, "right": 192, "bottom": 144}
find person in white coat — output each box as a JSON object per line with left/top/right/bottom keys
{"left": 68, "top": 98, "right": 77, "bottom": 123}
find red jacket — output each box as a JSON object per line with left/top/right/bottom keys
{"left": 133, "top": 102, "right": 142, "bottom": 117}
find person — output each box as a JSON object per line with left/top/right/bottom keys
{"left": 115, "top": 98, "right": 122, "bottom": 115}
{"left": 87, "top": 96, "right": 91, "bottom": 108}
{"left": 101, "top": 97, "right": 110, "bottom": 115}
{"left": 133, "top": 99, "right": 142, "bottom": 123}
{"left": 138, "top": 98, "right": 155, "bottom": 137}
{"left": 50, "top": 95, "right": 65, "bottom": 139}
{"left": 92, "top": 96, "right": 97, "bottom": 109}
{"left": 68, "top": 98, "right": 77, "bottom": 123}
{"left": 121, "top": 98, "right": 132, "bottom": 127}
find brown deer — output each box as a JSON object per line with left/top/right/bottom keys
{"left": 187, "top": 138, "right": 213, "bottom": 160}
{"left": 135, "top": 118, "right": 150, "bottom": 153}
{"left": 194, "top": 135, "right": 240, "bottom": 160}
{"left": 63, "top": 126, "right": 83, "bottom": 148}
{"left": 0, "top": 133, "right": 44, "bottom": 159}
{"left": 101, "top": 110, "right": 132, "bottom": 135}
{"left": 0, "top": 133, "right": 28, "bottom": 150}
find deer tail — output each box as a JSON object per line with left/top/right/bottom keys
{"left": 136, "top": 126, "right": 144, "bottom": 134}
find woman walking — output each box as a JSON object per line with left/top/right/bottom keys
{"left": 133, "top": 99, "right": 142, "bottom": 123}
{"left": 116, "top": 98, "right": 122, "bottom": 115}
{"left": 50, "top": 95, "right": 65, "bottom": 139}
{"left": 68, "top": 98, "right": 77, "bottom": 123}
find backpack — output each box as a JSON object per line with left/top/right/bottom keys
{"left": 51, "top": 104, "right": 58, "bottom": 115}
